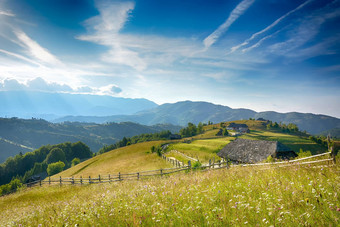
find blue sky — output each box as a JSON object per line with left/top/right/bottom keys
{"left": 0, "top": 0, "right": 339, "bottom": 117}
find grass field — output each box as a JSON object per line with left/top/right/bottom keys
{"left": 55, "top": 141, "right": 172, "bottom": 178}
{"left": 240, "top": 130, "right": 326, "bottom": 154}
{"left": 167, "top": 138, "right": 233, "bottom": 163}
{"left": 1, "top": 163, "right": 339, "bottom": 226}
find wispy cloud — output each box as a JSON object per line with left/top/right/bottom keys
{"left": 77, "top": 1, "right": 148, "bottom": 71}
{"left": 13, "top": 30, "right": 62, "bottom": 66}
{"left": 229, "top": 0, "right": 313, "bottom": 54}
{"left": 267, "top": 1, "right": 340, "bottom": 57}
{"left": 203, "top": 0, "right": 255, "bottom": 49}
{"left": 0, "top": 9, "right": 15, "bottom": 17}
{"left": 0, "top": 49, "right": 41, "bottom": 66}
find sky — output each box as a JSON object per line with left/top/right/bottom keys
{"left": 0, "top": 0, "right": 339, "bottom": 118}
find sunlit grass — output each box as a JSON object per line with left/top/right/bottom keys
{"left": 1, "top": 163, "right": 339, "bottom": 226}
{"left": 168, "top": 138, "right": 232, "bottom": 163}
{"left": 55, "top": 141, "right": 172, "bottom": 178}
{"left": 240, "top": 130, "right": 326, "bottom": 154}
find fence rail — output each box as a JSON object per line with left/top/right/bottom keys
{"left": 24, "top": 151, "right": 334, "bottom": 188}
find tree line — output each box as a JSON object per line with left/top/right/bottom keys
{"left": 0, "top": 141, "right": 92, "bottom": 196}
{"left": 266, "top": 121, "right": 299, "bottom": 133}
{"left": 98, "top": 130, "right": 173, "bottom": 154}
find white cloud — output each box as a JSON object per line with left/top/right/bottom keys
{"left": 27, "top": 77, "right": 73, "bottom": 92}
{"left": 1, "top": 78, "right": 24, "bottom": 90}
{"left": 203, "top": 0, "right": 255, "bottom": 49}
{"left": 13, "top": 30, "right": 62, "bottom": 66}
{"left": 0, "top": 77, "right": 123, "bottom": 96}
{"left": 77, "top": 1, "right": 148, "bottom": 71}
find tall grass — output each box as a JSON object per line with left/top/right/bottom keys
{"left": 1, "top": 163, "right": 339, "bottom": 226}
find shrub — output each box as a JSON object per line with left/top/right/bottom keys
{"left": 71, "top": 158, "right": 80, "bottom": 166}
{"left": 298, "top": 149, "right": 312, "bottom": 158}
{"left": 47, "top": 161, "right": 65, "bottom": 176}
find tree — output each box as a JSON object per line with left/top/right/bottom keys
{"left": 45, "top": 148, "right": 66, "bottom": 164}
{"left": 47, "top": 161, "right": 65, "bottom": 176}
{"left": 197, "top": 122, "right": 204, "bottom": 134}
{"left": 71, "top": 141, "right": 92, "bottom": 160}
{"left": 223, "top": 128, "right": 229, "bottom": 136}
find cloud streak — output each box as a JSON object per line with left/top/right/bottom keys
{"left": 203, "top": 0, "right": 255, "bottom": 49}
{"left": 229, "top": 0, "right": 314, "bottom": 54}
{"left": 13, "top": 30, "right": 62, "bottom": 66}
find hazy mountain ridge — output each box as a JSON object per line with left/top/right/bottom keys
{"left": 0, "top": 91, "right": 158, "bottom": 120}
{"left": 54, "top": 101, "right": 340, "bottom": 136}
{"left": 0, "top": 118, "right": 182, "bottom": 163}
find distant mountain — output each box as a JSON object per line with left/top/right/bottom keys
{"left": 54, "top": 101, "right": 340, "bottom": 136}
{"left": 0, "top": 118, "right": 181, "bottom": 163}
{"left": 0, "top": 91, "right": 158, "bottom": 120}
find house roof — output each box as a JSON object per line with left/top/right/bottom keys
{"left": 217, "top": 138, "right": 295, "bottom": 163}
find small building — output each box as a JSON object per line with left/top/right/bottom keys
{"left": 217, "top": 138, "right": 297, "bottom": 163}
{"left": 227, "top": 123, "right": 250, "bottom": 133}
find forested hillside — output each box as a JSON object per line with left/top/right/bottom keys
{"left": 0, "top": 118, "right": 181, "bottom": 162}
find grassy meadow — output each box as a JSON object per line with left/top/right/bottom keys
{"left": 166, "top": 138, "right": 233, "bottom": 163}
{"left": 1, "top": 163, "right": 339, "bottom": 226}
{"left": 55, "top": 141, "right": 172, "bottom": 178}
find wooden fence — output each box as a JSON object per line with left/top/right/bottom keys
{"left": 25, "top": 151, "right": 335, "bottom": 188}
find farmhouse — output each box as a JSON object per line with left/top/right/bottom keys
{"left": 227, "top": 123, "right": 250, "bottom": 133}
{"left": 217, "top": 138, "right": 297, "bottom": 163}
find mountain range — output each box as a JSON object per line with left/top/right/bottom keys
{"left": 54, "top": 101, "right": 340, "bottom": 136}
{"left": 0, "top": 91, "right": 157, "bottom": 120}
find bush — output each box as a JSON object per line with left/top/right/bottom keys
{"left": 298, "top": 149, "right": 312, "bottom": 158}
{"left": 47, "top": 161, "right": 65, "bottom": 176}
{"left": 71, "top": 158, "right": 80, "bottom": 166}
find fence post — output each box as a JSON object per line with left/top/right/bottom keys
{"left": 119, "top": 172, "right": 121, "bottom": 181}
{"left": 60, "top": 176, "right": 62, "bottom": 186}
{"left": 99, "top": 175, "right": 101, "bottom": 183}
{"left": 188, "top": 160, "right": 191, "bottom": 170}
{"left": 160, "top": 169, "right": 163, "bottom": 177}
{"left": 80, "top": 176, "right": 83, "bottom": 185}
{"left": 40, "top": 180, "right": 42, "bottom": 187}
{"left": 209, "top": 159, "right": 211, "bottom": 169}
{"left": 213, "top": 157, "right": 215, "bottom": 168}
{"left": 137, "top": 172, "right": 140, "bottom": 180}
{"left": 219, "top": 160, "right": 221, "bottom": 168}
{"left": 49, "top": 177, "right": 51, "bottom": 185}
{"left": 72, "top": 176, "right": 74, "bottom": 184}
{"left": 108, "top": 174, "right": 111, "bottom": 182}
{"left": 89, "top": 176, "right": 91, "bottom": 184}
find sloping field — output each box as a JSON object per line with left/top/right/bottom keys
{"left": 56, "top": 141, "right": 172, "bottom": 178}
{"left": 1, "top": 163, "right": 339, "bottom": 226}
{"left": 167, "top": 138, "right": 233, "bottom": 163}
{"left": 240, "top": 130, "right": 326, "bottom": 154}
